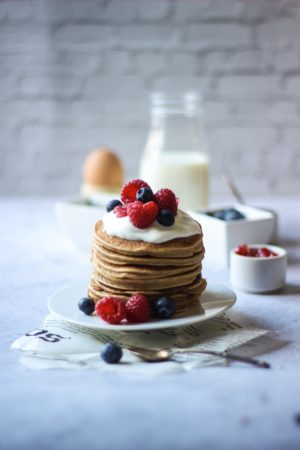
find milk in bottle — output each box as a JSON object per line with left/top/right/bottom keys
{"left": 140, "top": 92, "right": 210, "bottom": 211}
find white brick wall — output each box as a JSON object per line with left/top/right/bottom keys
{"left": 0, "top": 0, "right": 300, "bottom": 196}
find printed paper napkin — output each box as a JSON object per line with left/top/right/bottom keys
{"left": 11, "top": 313, "right": 268, "bottom": 375}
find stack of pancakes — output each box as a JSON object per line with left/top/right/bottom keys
{"left": 88, "top": 220, "right": 206, "bottom": 318}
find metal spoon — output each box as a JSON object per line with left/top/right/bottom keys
{"left": 127, "top": 345, "right": 270, "bottom": 369}
{"left": 221, "top": 171, "right": 245, "bottom": 204}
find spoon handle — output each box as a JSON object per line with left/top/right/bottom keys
{"left": 177, "top": 349, "right": 271, "bottom": 369}
{"left": 221, "top": 172, "right": 245, "bottom": 204}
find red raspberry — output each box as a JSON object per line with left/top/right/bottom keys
{"left": 125, "top": 294, "right": 151, "bottom": 323}
{"left": 95, "top": 297, "right": 126, "bottom": 324}
{"left": 113, "top": 204, "right": 128, "bottom": 217}
{"left": 154, "top": 189, "right": 178, "bottom": 216}
{"left": 127, "top": 201, "right": 158, "bottom": 229}
{"left": 235, "top": 244, "right": 249, "bottom": 256}
{"left": 121, "top": 179, "right": 150, "bottom": 204}
{"left": 248, "top": 247, "right": 259, "bottom": 257}
{"left": 257, "top": 247, "right": 271, "bottom": 257}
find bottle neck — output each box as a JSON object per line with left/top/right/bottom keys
{"left": 150, "top": 91, "right": 201, "bottom": 113}
{"left": 147, "top": 102, "right": 208, "bottom": 155}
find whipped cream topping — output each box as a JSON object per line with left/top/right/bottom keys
{"left": 102, "top": 209, "right": 201, "bottom": 243}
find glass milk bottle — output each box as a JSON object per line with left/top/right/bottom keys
{"left": 139, "top": 91, "right": 210, "bottom": 211}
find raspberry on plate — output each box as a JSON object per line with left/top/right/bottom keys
{"left": 95, "top": 297, "right": 126, "bottom": 324}
{"left": 121, "top": 179, "right": 149, "bottom": 204}
{"left": 154, "top": 189, "right": 178, "bottom": 216}
{"left": 127, "top": 201, "right": 158, "bottom": 229}
{"left": 125, "top": 294, "right": 151, "bottom": 323}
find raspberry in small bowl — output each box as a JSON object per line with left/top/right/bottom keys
{"left": 230, "top": 244, "right": 287, "bottom": 293}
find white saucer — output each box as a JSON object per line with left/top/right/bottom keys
{"left": 47, "top": 281, "right": 236, "bottom": 331}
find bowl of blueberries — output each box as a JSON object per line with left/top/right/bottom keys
{"left": 189, "top": 204, "right": 277, "bottom": 267}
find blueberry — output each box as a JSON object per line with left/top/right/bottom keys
{"left": 223, "top": 208, "right": 245, "bottom": 221}
{"left": 211, "top": 210, "right": 226, "bottom": 220}
{"left": 136, "top": 187, "right": 154, "bottom": 203}
{"left": 101, "top": 343, "right": 123, "bottom": 364}
{"left": 157, "top": 209, "right": 175, "bottom": 227}
{"left": 78, "top": 297, "right": 95, "bottom": 315}
{"left": 209, "top": 208, "right": 245, "bottom": 221}
{"left": 106, "top": 199, "right": 122, "bottom": 213}
{"left": 153, "top": 296, "right": 176, "bottom": 319}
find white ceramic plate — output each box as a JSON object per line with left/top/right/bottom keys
{"left": 47, "top": 281, "right": 236, "bottom": 331}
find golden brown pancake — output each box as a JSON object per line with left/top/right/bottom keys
{"left": 92, "top": 241, "right": 204, "bottom": 267}
{"left": 94, "top": 221, "right": 203, "bottom": 258}
{"left": 89, "top": 277, "right": 206, "bottom": 299}
{"left": 93, "top": 253, "right": 202, "bottom": 279}
{"left": 88, "top": 279, "right": 207, "bottom": 318}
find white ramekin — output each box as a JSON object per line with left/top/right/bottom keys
{"left": 230, "top": 244, "right": 287, "bottom": 293}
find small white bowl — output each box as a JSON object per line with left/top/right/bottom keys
{"left": 55, "top": 195, "right": 115, "bottom": 253}
{"left": 230, "top": 244, "right": 287, "bottom": 293}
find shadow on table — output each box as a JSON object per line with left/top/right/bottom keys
{"left": 228, "top": 310, "right": 289, "bottom": 360}
{"left": 234, "top": 283, "right": 300, "bottom": 298}
{"left": 226, "top": 310, "right": 289, "bottom": 361}
{"left": 249, "top": 283, "right": 300, "bottom": 297}
{"left": 233, "top": 333, "right": 289, "bottom": 361}
{"left": 287, "top": 254, "right": 300, "bottom": 265}
{"left": 277, "top": 237, "right": 300, "bottom": 265}
{"left": 275, "top": 283, "right": 300, "bottom": 296}
{"left": 277, "top": 237, "right": 300, "bottom": 247}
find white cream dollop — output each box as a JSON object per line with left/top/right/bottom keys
{"left": 102, "top": 209, "right": 200, "bottom": 243}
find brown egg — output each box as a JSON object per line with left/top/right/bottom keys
{"left": 82, "top": 148, "right": 124, "bottom": 192}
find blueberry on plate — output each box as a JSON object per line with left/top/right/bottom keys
{"left": 136, "top": 187, "right": 154, "bottom": 203}
{"left": 101, "top": 343, "right": 123, "bottom": 364}
{"left": 153, "top": 296, "right": 176, "bottom": 319}
{"left": 157, "top": 209, "right": 175, "bottom": 227}
{"left": 106, "top": 199, "right": 122, "bottom": 213}
{"left": 78, "top": 297, "right": 95, "bottom": 315}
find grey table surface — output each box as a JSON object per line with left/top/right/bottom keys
{"left": 1, "top": 196, "right": 300, "bottom": 450}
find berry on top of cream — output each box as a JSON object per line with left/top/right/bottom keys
{"left": 103, "top": 178, "right": 201, "bottom": 242}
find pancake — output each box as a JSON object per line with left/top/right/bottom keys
{"left": 89, "top": 276, "right": 206, "bottom": 298}
{"left": 94, "top": 221, "right": 203, "bottom": 258}
{"left": 88, "top": 279, "right": 207, "bottom": 318}
{"left": 92, "top": 240, "right": 204, "bottom": 267}
{"left": 93, "top": 251, "right": 202, "bottom": 278}
{"left": 93, "top": 267, "right": 201, "bottom": 290}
